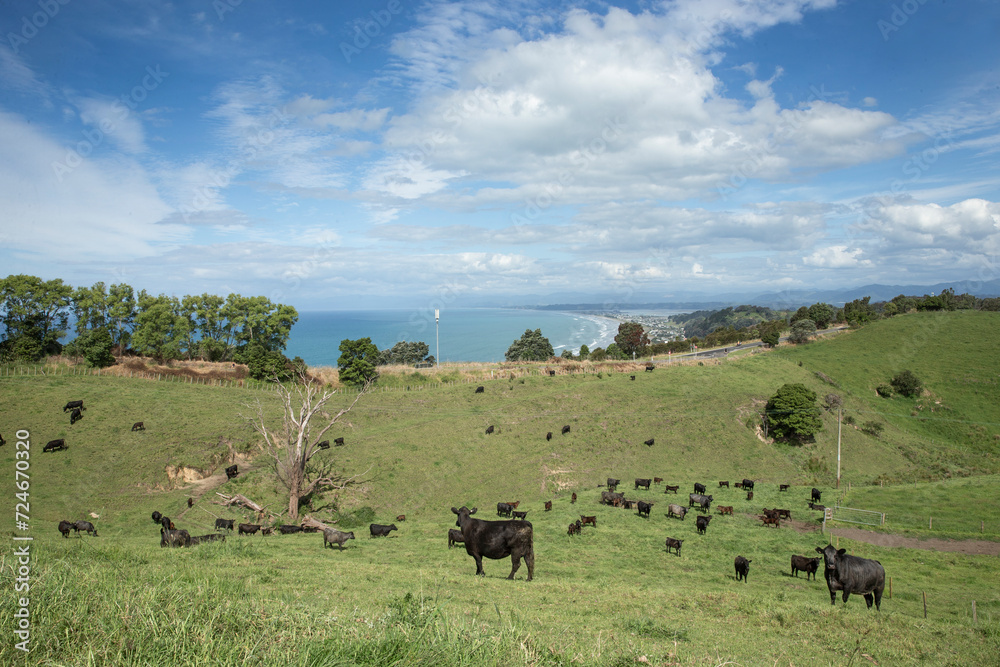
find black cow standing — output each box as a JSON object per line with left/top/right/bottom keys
{"left": 742, "top": 479, "right": 754, "bottom": 492}
{"left": 58, "top": 520, "right": 74, "bottom": 538}
{"left": 812, "top": 488, "right": 823, "bottom": 503}
{"left": 734, "top": 556, "right": 752, "bottom": 582}
{"left": 63, "top": 400, "right": 84, "bottom": 412}
{"left": 475, "top": 386, "right": 484, "bottom": 393}
{"left": 451, "top": 506, "right": 534, "bottom": 581}
{"left": 44, "top": 439, "right": 67, "bottom": 453}
{"left": 70, "top": 408, "right": 83, "bottom": 425}
{"left": 215, "top": 519, "right": 235, "bottom": 531}
{"left": 369, "top": 523, "right": 397, "bottom": 537}
{"left": 693, "top": 482, "right": 706, "bottom": 494}
{"left": 225, "top": 465, "right": 238, "bottom": 480}
{"left": 816, "top": 544, "right": 885, "bottom": 610}
{"left": 75, "top": 520, "right": 98, "bottom": 536}
{"left": 561, "top": 425, "right": 570, "bottom": 435}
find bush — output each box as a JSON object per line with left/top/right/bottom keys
{"left": 764, "top": 383, "right": 823, "bottom": 442}
{"left": 890, "top": 369, "right": 923, "bottom": 397}
{"left": 876, "top": 384, "right": 893, "bottom": 398}
{"left": 505, "top": 329, "right": 554, "bottom": 362}
{"left": 823, "top": 393, "right": 843, "bottom": 411}
{"left": 862, "top": 421, "right": 885, "bottom": 438}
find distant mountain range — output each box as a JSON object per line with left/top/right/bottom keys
{"left": 504, "top": 278, "right": 1000, "bottom": 313}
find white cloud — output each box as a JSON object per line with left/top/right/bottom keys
{"left": 858, "top": 198, "right": 1000, "bottom": 251}
{"left": 74, "top": 95, "right": 147, "bottom": 154}
{"left": 802, "top": 245, "right": 871, "bottom": 268}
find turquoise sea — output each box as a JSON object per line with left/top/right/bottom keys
{"left": 284, "top": 309, "right": 620, "bottom": 365}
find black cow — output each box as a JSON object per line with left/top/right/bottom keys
{"left": 334, "top": 437, "right": 345, "bottom": 446}
{"left": 696, "top": 515, "right": 711, "bottom": 534}
{"left": 689, "top": 493, "right": 713, "bottom": 511}
{"left": 485, "top": 425, "right": 495, "bottom": 435}
{"left": 621, "top": 499, "right": 635, "bottom": 510}
{"left": 644, "top": 363, "right": 654, "bottom": 372}
{"left": 448, "top": 528, "right": 466, "bottom": 548}
{"left": 809, "top": 502, "right": 826, "bottom": 512}
{"left": 636, "top": 501, "right": 653, "bottom": 517}
{"left": 159, "top": 515, "right": 173, "bottom": 531}
{"left": 719, "top": 481, "right": 729, "bottom": 488}
{"left": 544, "top": 501, "right": 552, "bottom": 511}
{"left": 665, "top": 537, "right": 683, "bottom": 556}
{"left": 238, "top": 523, "right": 261, "bottom": 536}
{"left": 43, "top": 439, "right": 67, "bottom": 453}
{"left": 279, "top": 525, "right": 303, "bottom": 535}
{"left": 667, "top": 504, "right": 687, "bottom": 520}
{"left": 742, "top": 479, "right": 754, "bottom": 491}
{"left": 747, "top": 490, "right": 754, "bottom": 501}
{"left": 663, "top": 485, "right": 679, "bottom": 494}
{"left": 816, "top": 544, "right": 885, "bottom": 610}
{"left": 215, "top": 518, "right": 235, "bottom": 531}
{"left": 546, "top": 432, "right": 552, "bottom": 441}
{"left": 151, "top": 511, "right": 163, "bottom": 524}
{"left": 317, "top": 440, "right": 330, "bottom": 450}
{"left": 779, "top": 484, "right": 790, "bottom": 492}
{"left": 58, "top": 520, "right": 74, "bottom": 538}
{"left": 475, "top": 386, "right": 484, "bottom": 393}
{"left": 160, "top": 528, "right": 191, "bottom": 548}
{"left": 451, "top": 506, "right": 534, "bottom": 580}
{"left": 567, "top": 521, "right": 581, "bottom": 536}
{"left": 369, "top": 523, "right": 397, "bottom": 537}
{"left": 607, "top": 478, "right": 621, "bottom": 491}
{"left": 548, "top": 369, "right": 556, "bottom": 376}
{"left": 0, "top": 433, "right": 6, "bottom": 446}
{"left": 735, "top": 556, "right": 752, "bottom": 582}
{"left": 635, "top": 478, "right": 652, "bottom": 490}
{"left": 644, "top": 438, "right": 654, "bottom": 446}
{"left": 571, "top": 492, "right": 577, "bottom": 504}
{"left": 601, "top": 491, "right": 624, "bottom": 506}
{"left": 131, "top": 421, "right": 145, "bottom": 431}
{"left": 791, "top": 555, "right": 822, "bottom": 580}
{"left": 512, "top": 510, "right": 528, "bottom": 520}
{"left": 63, "top": 400, "right": 84, "bottom": 412}
{"left": 225, "top": 465, "right": 238, "bottom": 480}
{"left": 496, "top": 502, "right": 513, "bottom": 517}
{"left": 70, "top": 408, "right": 83, "bottom": 424}
{"left": 561, "top": 425, "right": 570, "bottom": 435}
{"left": 694, "top": 482, "right": 706, "bottom": 494}
{"left": 812, "top": 488, "right": 822, "bottom": 503}
{"left": 323, "top": 529, "right": 355, "bottom": 549}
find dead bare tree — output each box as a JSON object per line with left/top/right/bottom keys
{"left": 241, "top": 372, "right": 371, "bottom": 521}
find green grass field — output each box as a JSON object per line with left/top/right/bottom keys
{"left": 1, "top": 311, "right": 998, "bottom": 665}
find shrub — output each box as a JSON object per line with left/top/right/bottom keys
{"left": 876, "top": 384, "right": 893, "bottom": 398}
{"left": 890, "top": 369, "right": 923, "bottom": 397}
{"left": 862, "top": 421, "right": 885, "bottom": 438}
{"left": 765, "top": 383, "right": 823, "bottom": 442}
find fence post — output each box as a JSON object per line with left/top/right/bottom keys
{"left": 923, "top": 592, "right": 927, "bottom": 618}
{"left": 973, "top": 600, "right": 977, "bottom": 623}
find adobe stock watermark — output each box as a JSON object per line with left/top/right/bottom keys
{"left": 6, "top": 0, "right": 71, "bottom": 54}
{"left": 51, "top": 65, "right": 169, "bottom": 182}
{"left": 12, "top": 428, "right": 33, "bottom": 653}
{"left": 340, "top": 0, "right": 403, "bottom": 63}
{"left": 877, "top": 0, "right": 930, "bottom": 41}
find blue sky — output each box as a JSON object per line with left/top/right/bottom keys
{"left": 2, "top": 0, "right": 998, "bottom": 309}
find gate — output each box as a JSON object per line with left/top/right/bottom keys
{"left": 823, "top": 505, "right": 885, "bottom": 530}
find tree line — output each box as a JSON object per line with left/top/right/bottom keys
{"left": 0, "top": 274, "right": 298, "bottom": 373}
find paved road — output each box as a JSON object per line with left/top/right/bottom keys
{"left": 652, "top": 326, "right": 848, "bottom": 363}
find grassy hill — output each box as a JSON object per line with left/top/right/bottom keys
{"left": 1, "top": 311, "right": 998, "bottom": 664}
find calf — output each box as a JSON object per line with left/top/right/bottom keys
{"left": 214, "top": 518, "right": 235, "bottom": 531}
{"left": 776, "top": 509, "right": 791, "bottom": 520}
{"left": 816, "top": 544, "right": 885, "bottom": 610}
{"left": 645, "top": 363, "right": 654, "bottom": 372}
{"left": 512, "top": 511, "right": 528, "bottom": 520}
{"left": 791, "top": 555, "right": 822, "bottom": 580}
{"left": 131, "top": 421, "right": 145, "bottom": 431}
{"left": 43, "top": 439, "right": 67, "bottom": 453}
{"left": 561, "top": 425, "right": 570, "bottom": 435}
{"left": 225, "top": 464, "right": 238, "bottom": 480}
{"left": 636, "top": 501, "right": 653, "bottom": 517}
{"left": 58, "top": 520, "right": 74, "bottom": 538}
{"left": 717, "top": 505, "right": 733, "bottom": 516}
{"left": 693, "top": 482, "right": 706, "bottom": 494}
{"left": 75, "top": 520, "right": 98, "bottom": 536}
{"left": 734, "top": 482, "right": 743, "bottom": 489}
{"left": 635, "top": 478, "right": 652, "bottom": 490}
{"left": 261, "top": 527, "right": 273, "bottom": 536}
{"left": 546, "top": 432, "right": 553, "bottom": 441}
{"left": 278, "top": 525, "right": 302, "bottom": 534}
{"left": 475, "top": 385, "right": 485, "bottom": 393}
{"left": 544, "top": 501, "right": 552, "bottom": 512}
{"left": 448, "top": 528, "right": 466, "bottom": 547}
{"left": 630, "top": 375, "right": 635, "bottom": 381}
{"left": 580, "top": 515, "right": 597, "bottom": 528}
{"left": 567, "top": 520, "right": 582, "bottom": 536}
{"left": 760, "top": 516, "right": 780, "bottom": 528}
{"left": 70, "top": 408, "right": 83, "bottom": 424}
{"left": 396, "top": 514, "right": 406, "bottom": 522}
{"left": 369, "top": 523, "right": 398, "bottom": 537}
{"left": 334, "top": 437, "right": 345, "bottom": 446}
{"left": 663, "top": 485, "right": 679, "bottom": 494}
{"left": 621, "top": 499, "right": 635, "bottom": 510}
{"left": 238, "top": 523, "right": 261, "bottom": 536}
{"left": 746, "top": 490, "right": 754, "bottom": 501}
{"left": 734, "top": 556, "right": 752, "bottom": 583}
{"left": 653, "top": 477, "right": 663, "bottom": 484}
{"left": 812, "top": 488, "right": 822, "bottom": 503}
{"left": 665, "top": 537, "right": 683, "bottom": 556}
{"left": 485, "top": 425, "right": 495, "bottom": 435}
{"left": 718, "top": 481, "right": 729, "bottom": 488}
{"left": 667, "top": 504, "right": 688, "bottom": 520}
{"left": 644, "top": 438, "right": 655, "bottom": 446}
{"left": 809, "top": 502, "right": 826, "bottom": 512}
{"left": 323, "top": 529, "right": 355, "bottom": 550}
{"left": 451, "top": 506, "right": 534, "bottom": 580}
{"left": 63, "top": 400, "right": 84, "bottom": 412}
{"left": 696, "top": 515, "right": 711, "bottom": 534}
{"left": 607, "top": 478, "right": 621, "bottom": 491}
{"left": 548, "top": 369, "right": 556, "bottom": 376}
{"left": 779, "top": 484, "right": 790, "bottom": 492}
{"left": 571, "top": 492, "right": 577, "bottom": 504}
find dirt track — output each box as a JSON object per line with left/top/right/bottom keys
{"left": 787, "top": 519, "right": 1000, "bottom": 556}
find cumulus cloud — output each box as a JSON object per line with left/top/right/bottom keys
{"left": 802, "top": 245, "right": 871, "bottom": 268}
{"left": 858, "top": 198, "right": 1000, "bottom": 251}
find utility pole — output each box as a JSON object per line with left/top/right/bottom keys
{"left": 836, "top": 407, "right": 842, "bottom": 488}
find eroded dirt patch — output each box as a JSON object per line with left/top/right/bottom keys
{"left": 788, "top": 518, "right": 1000, "bottom": 556}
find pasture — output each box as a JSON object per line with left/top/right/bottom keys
{"left": 1, "top": 310, "right": 999, "bottom": 664}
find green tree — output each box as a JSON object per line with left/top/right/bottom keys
{"left": 338, "top": 337, "right": 380, "bottom": 385}
{"left": 0, "top": 274, "right": 73, "bottom": 361}
{"left": 765, "top": 383, "right": 823, "bottom": 441}
{"left": 790, "top": 306, "right": 810, "bottom": 324}
{"left": 589, "top": 347, "right": 606, "bottom": 361}
{"left": 891, "top": 294, "right": 916, "bottom": 313}
{"left": 378, "top": 341, "right": 433, "bottom": 366}
{"left": 807, "top": 303, "right": 835, "bottom": 329}
{"left": 843, "top": 296, "right": 876, "bottom": 325}
{"left": 578, "top": 344, "right": 590, "bottom": 359}
{"left": 70, "top": 327, "right": 116, "bottom": 368}
{"left": 890, "top": 369, "right": 922, "bottom": 397}
{"left": 223, "top": 294, "right": 299, "bottom": 353}
{"left": 505, "top": 328, "right": 554, "bottom": 362}
{"left": 614, "top": 321, "right": 650, "bottom": 358}
{"left": 73, "top": 281, "right": 137, "bottom": 354}
{"left": 788, "top": 319, "right": 817, "bottom": 344}
{"left": 761, "top": 330, "right": 780, "bottom": 348}
{"left": 243, "top": 340, "right": 296, "bottom": 381}
{"left": 604, "top": 343, "right": 627, "bottom": 360}
{"left": 132, "top": 294, "right": 191, "bottom": 362}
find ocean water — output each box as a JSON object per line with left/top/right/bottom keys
{"left": 284, "top": 309, "right": 619, "bottom": 365}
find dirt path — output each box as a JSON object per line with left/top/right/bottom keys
{"left": 787, "top": 519, "right": 1000, "bottom": 556}
{"left": 176, "top": 453, "right": 254, "bottom": 521}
